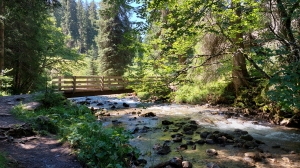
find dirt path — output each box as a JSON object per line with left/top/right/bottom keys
{"left": 0, "top": 95, "right": 82, "bottom": 168}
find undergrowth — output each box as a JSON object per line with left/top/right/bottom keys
{"left": 0, "top": 153, "right": 8, "bottom": 168}
{"left": 174, "top": 81, "right": 234, "bottom": 104}
{"left": 12, "top": 91, "right": 138, "bottom": 168}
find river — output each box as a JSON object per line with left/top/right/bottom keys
{"left": 70, "top": 95, "right": 300, "bottom": 168}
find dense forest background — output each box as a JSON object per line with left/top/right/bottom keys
{"left": 0, "top": 0, "right": 299, "bottom": 121}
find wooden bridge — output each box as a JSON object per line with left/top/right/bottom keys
{"left": 52, "top": 76, "right": 133, "bottom": 98}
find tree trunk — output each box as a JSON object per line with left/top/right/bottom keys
{"left": 0, "top": 0, "right": 4, "bottom": 78}
{"left": 231, "top": 1, "right": 249, "bottom": 95}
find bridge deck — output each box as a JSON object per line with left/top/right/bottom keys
{"left": 52, "top": 76, "right": 134, "bottom": 98}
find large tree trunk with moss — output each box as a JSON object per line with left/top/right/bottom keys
{"left": 232, "top": 1, "right": 249, "bottom": 95}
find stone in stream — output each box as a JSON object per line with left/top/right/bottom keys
{"left": 123, "top": 102, "right": 130, "bottom": 107}
{"left": 130, "top": 127, "right": 139, "bottom": 134}
{"left": 195, "top": 139, "right": 205, "bottom": 144}
{"left": 97, "top": 102, "right": 104, "bottom": 106}
{"left": 184, "top": 130, "right": 194, "bottom": 135}
{"left": 133, "top": 159, "right": 147, "bottom": 166}
{"left": 172, "top": 136, "right": 183, "bottom": 143}
{"left": 162, "top": 120, "right": 174, "bottom": 125}
{"left": 243, "top": 141, "right": 258, "bottom": 149}
{"left": 182, "top": 161, "right": 193, "bottom": 168}
{"left": 176, "top": 144, "right": 188, "bottom": 150}
{"left": 140, "top": 112, "right": 156, "bottom": 117}
{"left": 169, "top": 157, "right": 183, "bottom": 167}
{"left": 244, "top": 152, "right": 262, "bottom": 162}
{"left": 206, "top": 162, "right": 220, "bottom": 168}
{"left": 206, "top": 149, "right": 218, "bottom": 156}
{"left": 182, "top": 124, "right": 198, "bottom": 132}
{"left": 139, "top": 126, "right": 150, "bottom": 133}
{"left": 200, "top": 131, "right": 210, "bottom": 139}
{"left": 186, "top": 140, "right": 195, "bottom": 145}
{"left": 156, "top": 143, "right": 171, "bottom": 155}
{"left": 240, "top": 134, "right": 254, "bottom": 141}
{"left": 192, "top": 144, "right": 196, "bottom": 150}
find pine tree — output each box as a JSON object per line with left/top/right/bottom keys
{"left": 62, "top": 0, "right": 79, "bottom": 48}
{"left": 97, "top": 0, "right": 134, "bottom": 76}
{"left": 77, "top": 0, "right": 87, "bottom": 53}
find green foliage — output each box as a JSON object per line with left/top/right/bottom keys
{"left": 0, "top": 69, "right": 13, "bottom": 95}
{"left": 12, "top": 92, "right": 138, "bottom": 167}
{"left": 267, "top": 65, "right": 300, "bottom": 112}
{"left": 0, "top": 153, "right": 8, "bottom": 168}
{"left": 35, "top": 89, "right": 66, "bottom": 108}
{"left": 174, "top": 80, "right": 233, "bottom": 104}
{"left": 67, "top": 122, "right": 137, "bottom": 167}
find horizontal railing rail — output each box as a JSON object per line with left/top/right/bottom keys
{"left": 52, "top": 76, "right": 127, "bottom": 93}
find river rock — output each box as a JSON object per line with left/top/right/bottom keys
{"left": 171, "top": 133, "right": 183, "bottom": 138}
{"left": 177, "top": 144, "right": 188, "bottom": 150}
{"left": 206, "top": 162, "right": 220, "bottom": 168}
{"left": 184, "top": 130, "right": 194, "bottom": 135}
{"left": 196, "top": 139, "right": 205, "bottom": 144}
{"left": 183, "top": 124, "right": 198, "bottom": 132}
{"left": 200, "top": 131, "right": 210, "bottom": 139}
{"left": 162, "top": 120, "right": 174, "bottom": 125}
{"left": 206, "top": 134, "right": 217, "bottom": 142}
{"left": 192, "top": 144, "right": 196, "bottom": 150}
{"left": 123, "top": 102, "right": 130, "bottom": 107}
{"left": 244, "top": 152, "right": 261, "bottom": 161}
{"left": 280, "top": 116, "right": 300, "bottom": 128}
{"left": 169, "top": 126, "right": 180, "bottom": 132}
{"left": 217, "top": 136, "right": 227, "bottom": 144}
{"left": 133, "top": 159, "right": 147, "bottom": 166}
{"left": 189, "top": 120, "right": 197, "bottom": 125}
{"left": 243, "top": 141, "right": 258, "bottom": 149}
{"left": 97, "top": 102, "right": 104, "bottom": 106}
{"left": 186, "top": 140, "right": 195, "bottom": 145}
{"left": 182, "top": 161, "right": 193, "bottom": 168}
{"left": 139, "top": 126, "right": 150, "bottom": 133}
{"left": 173, "top": 136, "right": 183, "bottom": 142}
{"left": 234, "top": 129, "right": 248, "bottom": 135}
{"left": 156, "top": 143, "right": 171, "bottom": 155}
{"left": 206, "top": 149, "right": 218, "bottom": 156}
{"left": 240, "top": 134, "right": 253, "bottom": 141}
{"left": 140, "top": 112, "right": 156, "bottom": 117}
{"left": 174, "top": 122, "right": 186, "bottom": 128}
{"left": 169, "top": 157, "right": 182, "bottom": 167}
{"left": 206, "top": 139, "right": 215, "bottom": 144}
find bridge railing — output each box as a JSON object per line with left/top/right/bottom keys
{"left": 52, "top": 76, "right": 127, "bottom": 93}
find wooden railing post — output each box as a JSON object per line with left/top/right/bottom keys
{"left": 100, "top": 76, "right": 104, "bottom": 91}
{"left": 58, "top": 76, "right": 62, "bottom": 91}
{"left": 72, "top": 76, "right": 76, "bottom": 93}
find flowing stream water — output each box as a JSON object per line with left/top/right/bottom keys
{"left": 70, "top": 95, "right": 300, "bottom": 168}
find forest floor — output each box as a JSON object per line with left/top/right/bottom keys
{"left": 0, "top": 95, "right": 82, "bottom": 168}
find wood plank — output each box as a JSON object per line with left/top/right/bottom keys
{"left": 63, "top": 89, "right": 134, "bottom": 98}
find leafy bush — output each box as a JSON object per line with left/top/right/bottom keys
{"left": 67, "top": 122, "right": 137, "bottom": 167}
{"left": 267, "top": 65, "right": 300, "bottom": 112}
{"left": 12, "top": 93, "right": 139, "bottom": 167}
{"left": 35, "top": 89, "right": 66, "bottom": 108}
